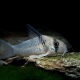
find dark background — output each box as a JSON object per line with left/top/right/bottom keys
{"left": 0, "top": 5, "right": 79, "bottom": 52}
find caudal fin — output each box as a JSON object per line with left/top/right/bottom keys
{"left": 0, "top": 39, "right": 14, "bottom": 59}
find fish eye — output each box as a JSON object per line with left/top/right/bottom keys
{"left": 53, "top": 39, "right": 59, "bottom": 47}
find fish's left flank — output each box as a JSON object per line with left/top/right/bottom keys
{"left": 0, "top": 24, "right": 68, "bottom": 59}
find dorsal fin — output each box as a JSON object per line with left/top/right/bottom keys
{"left": 26, "top": 24, "right": 45, "bottom": 45}
{"left": 26, "top": 24, "right": 42, "bottom": 38}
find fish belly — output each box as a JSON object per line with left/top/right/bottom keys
{"left": 14, "top": 44, "right": 46, "bottom": 57}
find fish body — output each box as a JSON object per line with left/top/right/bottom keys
{"left": 0, "top": 24, "right": 68, "bottom": 59}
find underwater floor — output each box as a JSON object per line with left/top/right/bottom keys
{"left": 0, "top": 63, "right": 75, "bottom": 80}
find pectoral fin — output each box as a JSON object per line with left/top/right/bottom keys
{"left": 29, "top": 50, "right": 53, "bottom": 59}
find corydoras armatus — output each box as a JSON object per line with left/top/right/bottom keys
{"left": 0, "top": 24, "right": 68, "bottom": 59}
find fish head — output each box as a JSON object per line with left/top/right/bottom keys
{"left": 43, "top": 35, "right": 68, "bottom": 56}
{"left": 53, "top": 38, "right": 68, "bottom": 55}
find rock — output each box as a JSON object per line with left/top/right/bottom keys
{"left": 24, "top": 52, "right": 80, "bottom": 78}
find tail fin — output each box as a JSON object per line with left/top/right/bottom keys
{"left": 0, "top": 39, "right": 14, "bottom": 59}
